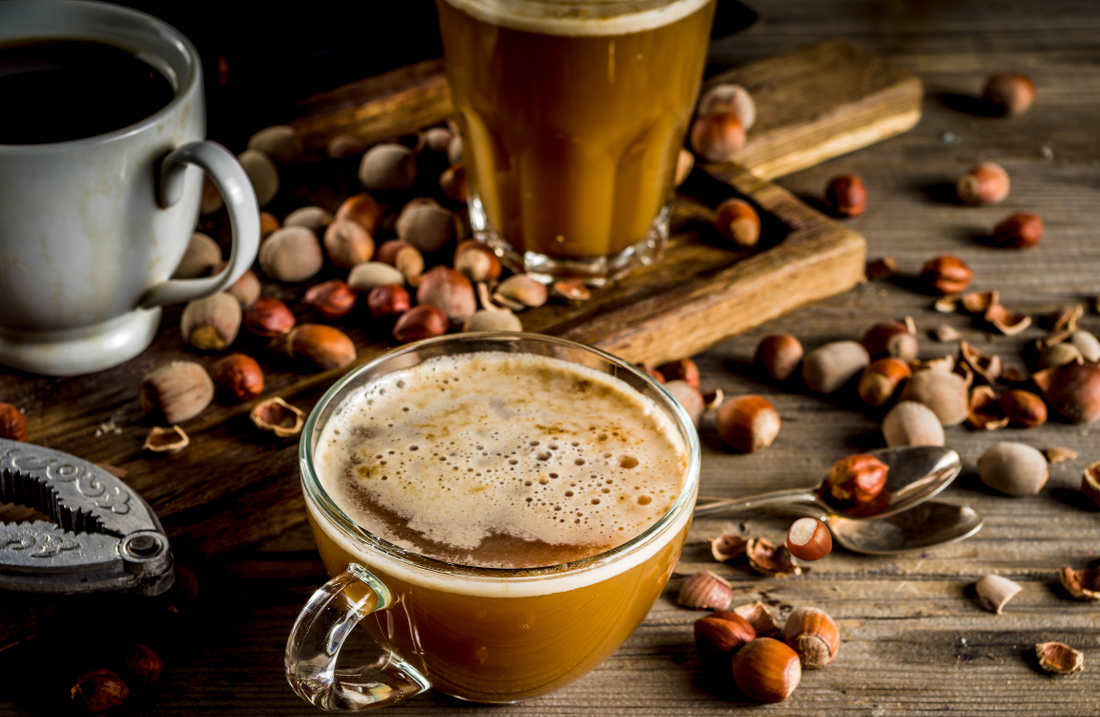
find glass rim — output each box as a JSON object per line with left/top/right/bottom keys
{"left": 299, "top": 331, "right": 701, "bottom": 581}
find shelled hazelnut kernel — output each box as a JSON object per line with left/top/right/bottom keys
{"left": 716, "top": 396, "right": 780, "bottom": 453}
{"left": 243, "top": 296, "right": 296, "bottom": 338}
{"left": 367, "top": 284, "right": 411, "bottom": 319}
{"left": 983, "top": 72, "right": 1036, "bottom": 116}
{"left": 714, "top": 198, "right": 761, "bottom": 247}
{"left": 305, "top": 280, "right": 357, "bottom": 319}
{"left": 323, "top": 219, "right": 375, "bottom": 268}
{"left": 0, "top": 403, "right": 27, "bottom": 442}
{"left": 393, "top": 305, "right": 450, "bottom": 343}
{"left": 957, "top": 162, "right": 1010, "bottom": 205}
{"left": 287, "top": 325, "right": 356, "bottom": 371}
{"left": 826, "top": 454, "right": 888, "bottom": 504}
{"left": 211, "top": 353, "right": 264, "bottom": 403}
{"left": 824, "top": 175, "right": 867, "bottom": 217}
{"left": 919, "top": 255, "right": 974, "bottom": 295}
{"left": 992, "top": 212, "right": 1043, "bottom": 248}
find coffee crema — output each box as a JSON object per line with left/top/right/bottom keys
{"left": 314, "top": 352, "right": 688, "bottom": 569}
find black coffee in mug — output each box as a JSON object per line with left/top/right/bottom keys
{"left": 0, "top": 39, "right": 175, "bottom": 144}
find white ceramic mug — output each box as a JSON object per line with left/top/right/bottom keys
{"left": 0, "top": 0, "right": 259, "bottom": 376}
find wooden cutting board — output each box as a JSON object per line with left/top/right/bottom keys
{"left": 0, "top": 40, "right": 920, "bottom": 647}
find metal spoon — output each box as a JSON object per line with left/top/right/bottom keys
{"left": 821, "top": 501, "right": 984, "bottom": 555}
{"left": 693, "top": 445, "right": 961, "bottom": 521}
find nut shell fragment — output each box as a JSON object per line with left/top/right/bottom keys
{"left": 1059, "top": 567, "right": 1100, "bottom": 601}
{"left": 1044, "top": 446, "right": 1077, "bottom": 464}
{"left": 783, "top": 607, "right": 840, "bottom": 669}
{"left": 677, "top": 569, "right": 732, "bottom": 610}
{"left": 746, "top": 537, "right": 801, "bottom": 577}
{"left": 711, "top": 533, "right": 749, "bottom": 562}
{"left": 250, "top": 397, "right": 304, "bottom": 437}
{"left": 1082, "top": 460, "right": 1100, "bottom": 508}
{"left": 975, "top": 574, "right": 1022, "bottom": 614}
{"left": 732, "top": 601, "right": 781, "bottom": 637}
{"left": 143, "top": 426, "right": 189, "bottom": 454}
{"left": 1035, "top": 642, "right": 1084, "bottom": 675}
{"left": 968, "top": 385, "right": 1009, "bottom": 430}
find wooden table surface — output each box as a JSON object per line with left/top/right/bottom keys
{"left": 3, "top": 1, "right": 1100, "bottom": 714}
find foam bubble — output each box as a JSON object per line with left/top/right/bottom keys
{"left": 440, "top": 0, "right": 713, "bottom": 37}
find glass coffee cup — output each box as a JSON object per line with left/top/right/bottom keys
{"left": 286, "top": 333, "right": 700, "bottom": 709}
{"left": 437, "top": 0, "right": 716, "bottom": 285}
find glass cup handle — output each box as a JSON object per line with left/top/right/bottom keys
{"left": 139, "top": 140, "right": 260, "bottom": 309}
{"left": 285, "top": 563, "right": 432, "bottom": 711}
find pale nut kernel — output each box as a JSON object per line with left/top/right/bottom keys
{"left": 247, "top": 125, "right": 301, "bottom": 164}
{"left": 697, "top": 83, "right": 756, "bottom": 130}
{"left": 284, "top": 206, "right": 334, "bottom": 235}
{"left": 143, "top": 425, "right": 189, "bottom": 454}
{"left": 180, "top": 293, "right": 241, "bottom": 351}
{"left": 238, "top": 148, "right": 279, "bottom": 207}
{"left": 463, "top": 309, "right": 522, "bottom": 333}
{"left": 259, "top": 227, "right": 323, "bottom": 283}
{"left": 731, "top": 638, "right": 801, "bottom": 703}
{"left": 677, "top": 569, "right": 732, "bottom": 610}
{"left": 359, "top": 143, "right": 417, "bottom": 191}
{"left": 714, "top": 198, "right": 761, "bottom": 247}
{"left": 978, "top": 442, "right": 1048, "bottom": 496}
{"left": 348, "top": 262, "right": 405, "bottom": 293}
{"left": 139, "top": 361, "right": 214, "bottom": 424}
{"left": 495, "top": 275, "right": 548, "bottom": 309}
{"left": 755, "top": 333, "right": 803, "bottom": 382}
{"left": 454, "top": 240, "right": 502, "bottom": 283}
{"left": 957, "top": 162, "right": 1010, "bottom": 205}
{"left": 423, "top": 126, "right": 454, "bottom": 152}
{"left": 393, "top": 305, "right": 450, "bottom": 343}
{"left": 173, "top": 232, "right": 221, "bottom": 279}
{"left": 882, "top": 400, "right": 945, "bottom": 447}
{"left": 862, "top": 321, "right": 918, "bottom": 361}
{"left": 377, "top": 240, "right": 425, "bottom": 284}
{"left": 802, "top": 341, "right": 870, "bottom": 394}
{"left": 211, "top": 353, "right": 264, "bottom": 403}
{"left": 690, "top": 112, "right": 745, "bottom": 162}
{"left": 324, "top": 219, "right": 375, "bottom": 268}
{"left": 983, "top": 72, "right": 1036, "bottom": 116}
{"left": 223, "top": 266, "right": 261, "bottom": 308}
{"left": 716, "top": 396, "right": 780, "bottom": 453}
{"left": 447, "top": 134, "right": 463, "bottom": 165}
{"left": 417, "top": 266, "right": 477, "bottom": 324}
{"left": 336, "top": 193, "right": 384, "bottom": 234}
{"left": 286, "top": 325, "right": 356, "bottom": 372}
{"left": 250, "top": 397, "right": 305, "bottom": 438}
{"left": 674, "top": 149, "right": 695, "bottom": 187}
{"left": 899, "top": 370, "right": 969, "bottom": 426}
{"left": 858, "top": 357, "right": 912, "bottom": 407}
{"left": 395, "top": 200, "right": 456, "bottom": 253}
{"left": 782, "top": 607, "right": 840, "bottom": 669}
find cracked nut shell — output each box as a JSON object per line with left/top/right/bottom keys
{"left": 783, "top": 607, "right": 840, "bottom": 669}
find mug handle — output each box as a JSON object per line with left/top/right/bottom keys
{"left": 138, "top": 141, "right": 260, "bottom": 309}
{"left": 285, "top": 563, "right": 432, "bottom": 710}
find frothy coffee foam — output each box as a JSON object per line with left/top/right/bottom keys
{"left": 440, "top": 0, "right": 713, "bottom": 36}
{"left": 314, "top": 352, "right": 688, "bottom": 570}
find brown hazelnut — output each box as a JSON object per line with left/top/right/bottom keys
{"left": 440, "top": 163, "right": 468, "bottom": 203}
{"left": 677, "top": 569, "right": 732, "bottom": 610}
{"left": 978, "top": 442, "right": 1048, "bottom": 496}
{"left": 658, "top": 358, "right": 700, "bottom": 389}
{"left": 180, "top": 293, "right": 241, "bottom": 351}
{"left": 323, "top": 219, "right": 375, "bottom": 269}
{"left": 423, "top": 126, "right": 454, "bottom": 152}
{"left": 783, "top": 607, "right": 840, "bottom": 669}
{"left": 957, "top": 162, "right": 1010, "bottom": 205}
{"left": 1035, "top": 642, "right": 1084, "bottom": 675}
{"left": 143, "top": 425, "right": 189, "bottom": 454}
{"left": 825, "top": 174, "right": 867, "bottom": 217}
{"left": 1060, "top": 566, "right": 1100, "bottom": 601}
{"left": 259, "top": 211, "right": 280, "bottom": 240}
{"left": 367, "top": 284, "right": 411, "bottom": 319}
{"left": 1045, "top": 362, "right": 1100, "bottom": 422}
{"left": 899, "top": 369, "right": 970, "bottom": 426}
{"left": 243, "top": 296, "right": 296, "bottom": 338}
{"left": 287, "top": 325, "right": 356, "bottom": 371}
{"left": 826, "top": 454, "right": 888, "bottom": 504}
{"left": 785, "top": 518, "right": 832, "bottom": 562}
{"left": 755, "top": 333, "right": 803, "bottom": 381}
{"left": 731, "top": 638, "right": 802, "bottom": 703}
{"left": 359, "top": 143, "right": 417, "bottom": 191}
{"left": 1000, "top": 389, "right": 1047, "bottom": 427}
{"left": 393, "top": 305, "right": 450, "bottom": 343}
{"left": 861, "top": 321, "right": 918, "bottom": 361}
{"left": 247, "top": 125, "right": 301, "bottom": 164}
{"left": 454, "top": 240, "right": 502, "bottom": 283}
{"left": 71, "top": 668, "right": 129, "bottom": 714}
{"left": 284, "top": 206, "right": 334, "bottom": 235}
{"left": 697, "top": 83, "right": 756, "bottom": 130}
{"left": 992, "top": 212, "right": 1042, "bottom": 248}
{"left": 961, "top": 290, "right": 998, "bottom": 315}
{"left": 463, "top": 309, "right": 523, "bottom": 333}
{"left": 858, "top": 357, "right": 912, "bottom": 406}
{"left": 305, "top": 280, "right": 357, "bottom": 319}
{"left": 327, "top": 134, "right": 367, "bottom": 159}
{"left": 716, "top": 396, "right": 780, "bottom": 453}
{"left": 139, "top": 361, "right": 214, "bottom": 424}
{"left": 124, "top": 643, "right": 163, "bottom": 684}
{"left": 376, "top": 240, "right": 425, "bottom": 285}
{"left": 259, "top": 227, "right": 323, "bottom": 283}
{"left": 695, "top": 612, "right": 756, "bottom": 655}
{"left": 674, "top": 148, "right": 695, "bottom": 187}
{"left": 663, "top": 380, "right": 705, "bottom": 428}
{"left": 201, "top": 175, "right": 223, "bottom": 215}
{"left": 0, "top": 402, "right": 27, "bottom": 442}
{"left": 173, "top": 232, "right": 221, "bottom": 279}
{"left": 211, "top": 353, "right": 264, "bottom": 402}
{"left": 983, "top": 72, "right": 1036, "bottom": 116}
{"left": 1071, "top": 330, "right": 1100, "bottom": 362}
{"left": 348, "top": 262, "right": 406, "bottom": 292}
{"left": 920, "top": 255, "right": 974, "bottom": 294}
{"left": 223, "top": 266, "right": 261, "bottom": 307}
{"left": 690, "top": 112, "right": 745, "bottom": 162}
{"left": 238, "top": 149, "right": 279, "bottom": 206}
{"left": 714, "top": 198, "right": 760, "bottom": 247}
{"left": 746, "top": 537, "right": 801, "bottom": 577}
{"left": 417, "top": 267, "right": 477, "bottom": 324}
{"left": 802, "top": 340, "right": 870, "bottom": 394}
{"left": 250, "top": 396, "right": 305, "bottom": 437}
{"left": 882, "top": 401, "right": 945, "bottom": 447}
{"left": 336, "top": 193, "right": 384, "bottom": 234}
{"left": 396, "top": 200, "right": 456, "bottom": 253}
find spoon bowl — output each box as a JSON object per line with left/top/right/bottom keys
{"left": 826, "top": 501, "right": 983, "bottom": 555}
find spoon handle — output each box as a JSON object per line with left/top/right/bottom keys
{"left": 693, "top": 489, "right": 821, "bottom": 518}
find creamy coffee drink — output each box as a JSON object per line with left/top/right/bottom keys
{"left": 314, "top": 352, "right": 688, "bottom": 569}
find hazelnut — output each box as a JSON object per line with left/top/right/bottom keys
{"left": 447, "top": 134, "right": 463, "bottom": 164}
{"left": 713, "top": 198, "right": 760, "bottom": 247}
{"left": 746, "top": 537, "right": 800, "bottom": 577}
{"left": 359, "top": 143, "right": 417, "bottom": 191}
{"left": 376, "top": 240, "right": 425, "bottom": 285}
{"left": 983, "top": 72, "right": 1036, "bottom": 116}
{"left": 1044, "top": 362, "right": 1100, "bottom": 422}
{"left": 396, "top": 200, "right": 456, "bottom": 253}
{"left": 495, "top": 274, "right": 548, "bottom": 309}
{"left": 999, "top": 389, "right": 1047, "bottom": 427}
{"left": 663, "top": 380, "right": 705, "bottom": 428}
{"left": 143, "top": 425, "right": 189, "bottom": 454}
{"left": 327, "top": 134, "right": 367, "bottom": 159}
{"left": 367, "top": 284, "right": 412, "bottom": 319}
{"left": 393, "top": 305, "right": 450, "bottom": 343}
{"left": 287, "top": 325, "right": 356, "bottom": 371}
{"left": 710, "top": 534, "right": 748, "bottom": 562}
{"left": 785, "top": 518, "right": 832, "bottom": 562}
{"left": 0, "top": 402, "right": 27, "bottom": 441}
{"left": 690, "top": 112, "right": 745, "bottom": 162}
{"left": 731, "top": 638, "right": 802, "bottom": 703}
{"left": 825, "top": 174, "right": 868, "bottom": 217}
{"left": 867, "top": 256, "right": 899, "bottom": 281}
{"left": 1039, "top": 342, "right": 1083, "bottom": 370}
{"left": 305, "top": 280, "right": 357, "bottom": 319}
{"left": 284, "top": 206, "right": 334, "bottom": 235}
{"left": 674, "top": 148, "right": 695, "bottom": 187}
{"left": 201, "top": 175, "right": 223, "bottom": 215}
{"left": 677, "top": 569, "right": 732, "bottom": 610}
{"left": 957, "top": 162, "right": 1010, "bottom": 205}
{"left": 716, "top": 396, "right": 780, "bottom": 452}
{"left": 173, "top": 232, "right": 221, "bottom": 279}
{"left": 783, "top": 607, "right": 840, "bottom": 669}
{"left": 1071, "top": 330, "right": 1100, "bottom": 363}
{"left": 1035, "top": 642, "right": 1084, "bottom": 675}
{"left": 636, "top": 363, "right": 665, "bottom": 384}
{"left": 695, "top": 612, "right": 756, "bottom": 656}
{"left": 463, "top": 309, "right": 523, "bottom": 332}
{"left": 247, "top": 125, "right": 301, "bottom": 164}
{"left": 238, "top": 148, "right": 279, "bottom": 207}
{"left": 975, "top": 574, "right": 1022, "bottom": 614}
{"left": 348, "top": 262, "right": 406, "bottom": 292}
{"left": 1084, "top": 461, "right": 1100, "bottom": 509}
{"left": 259, "top": 211, "right": 280, "bottom": 240}
{"left": 139, "top": 361, "right": 214, "bottom": 424}
{"left": 223, "top": 266, "right": 261, "bottom": 307}
{"left": 992, "top": 212, "right": 1042, "bottom": 248}
{"left": 243, "top": 296, "right": 296, "bottom": 338}
{"left": 1060, "top": 566, "right": 1100, "bottom": 601}
{"left": 336, "top": 193, "right": 384, "bottom": 234}
{"left": 920, "top": 255, "right": 974, "bottom": 294}
{"left": 801, "top": 340, "right": 870, "bottom": 394}
{"left": 71, "top": 668, "right": 129, "bottom": 714}
{"left": 978, "top": 442, "right": 1048, "bottom": 496}
{"left": 259, "top": 227, "right": 323, "bottom": 283}
{"left": 732, "top": 601, "right": 781, "bottom": 637}
{"left": 417, "top": 266, "right": 477, "bottom": 324}
{"left": 250, "top": 396, "right": 305, "bottom": 437}
{"left": 862, "top": 321, "right": 918, "bottom": 361}
{"left": 755, "top": 333, "right": 803, "bottom": 381}
{"left": 323, "top": 220, "right": 374, "bottom": 269}
{"left": 180, "top": 293, "right": 241, "bottom": 351}
{"left": 826, "top": 454, "right": 888, "bottom": 504}
{"left": 697, "top": 83, "right": 756, "bottom": 130}
{"left": 899, "top": 370, "right": 969, "bottom": 426}
{"left": 124, "top": 643, "right": 164, "bottom": 684}
{"left": 882, "top": 401, "right": 945, "bottom": 447}
{"left": 211, "top": 353, "right": 264, "bottom": 402}
{"left": 440, "top": 163, "right": 468, "bottom": 203}
{"left": 423, "top": 126, "right": 454, "bottom": 152}
{"left": 961, "top": 290, "right": 998, "bottom": 315}
{"left": 658, "top": 358, "right": 700, "bottom": 389}
{"left": 454, "top": 240, "right": 502, "bottom": 283}
{"left": 859, "top": 357, "right": 912, "bottom": 406}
